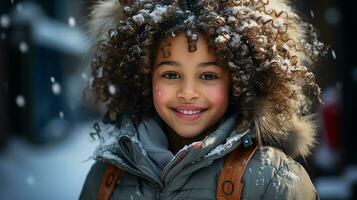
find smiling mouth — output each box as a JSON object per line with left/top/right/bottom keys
{"left": 171, "top": 108, "right": 207, "bottom": 121}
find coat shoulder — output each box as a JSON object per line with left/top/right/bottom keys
{"left": 79, "top": 161, "right": 108, "bottom": 200}
{"left": 241, "top": 146, "right": 318, "bottom": 199}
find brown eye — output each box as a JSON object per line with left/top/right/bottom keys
{"left": 162, "top": 72, "right": 180, "bottom": 79}
{"left": 200, "top": 73, "right": 218, "bottom": 80}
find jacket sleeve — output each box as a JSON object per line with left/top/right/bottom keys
{"left": 242, "top": 147, "right": 319, "bottom": 200}
{"left": 261, "top": 158, "right": 319, "bottom": 200}
{"left": 79, "top": 161, "right": 108, "bottom": 200}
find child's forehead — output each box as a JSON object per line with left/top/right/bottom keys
{"left": 154, "top": 60, "right": 222, "bottom": 69}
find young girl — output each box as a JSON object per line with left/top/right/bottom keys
{"left": 81, "top": 0, "right": 324, "bottom": 199}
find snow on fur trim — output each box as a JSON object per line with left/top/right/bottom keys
{"left": 88, "top": 0, "right": 124, "bottom": 45}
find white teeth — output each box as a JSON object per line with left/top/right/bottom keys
{"left": 177, "top": 109, "right": 201, "bottom": 115}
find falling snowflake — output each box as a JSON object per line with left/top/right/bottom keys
{"left": 68, "top": 17, "right": 76, "bottom": 27}
{"left": 19, "top": 41, "right": 29, "bottom": 53}
{"left": 11, "top": 0, "right": 15, "bottom": 4}
{"left": 81, "top": 73, "right": 88, "bottom": 80}
{"left": 52, "top": 82, "right": 62, "bottom": 95}
{"left": 26, "top": 175, "right": 35, "bottom": 186}
{"left": 16, "top": 95, "right": 26, "bottom": 108}
{"left": 331, "top": 49, "right": 337, "bottom": 60}
{"left": 108, "top": 84, "right": 116, "bottom": 95}
{"left": 310, "top": 10, "right": 315, "bottom": 18}
{"left": 0, "top": 14, "right": 10, "bottom": 28}
{"left": 59, "top": 111, "right": 64, "bottom": 119}
{"left": 50, "top": 76, "right": 56, "bottom": 83}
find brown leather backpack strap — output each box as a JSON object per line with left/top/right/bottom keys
{"left": 97, "top": 163, "right": 125, "bottom": 200}
{"left": 216, "top": 142, "right": 258, "bottom": 200}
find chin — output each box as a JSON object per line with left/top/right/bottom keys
{"left": 174, "top": 129, "right": 202, "bottom": 138}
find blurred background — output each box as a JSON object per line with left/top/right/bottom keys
{"left": 0, "top": 0, "right": 356, "bottom": 199}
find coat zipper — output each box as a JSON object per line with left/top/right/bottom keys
{"left": 162, "top": 158, "right": 212, "bottom": 192}
{"left": 155, "top": 184, "right": 161, "bottom": 200}
{"left": 159, "top": 129, "right": 251, "bottom": 186}
{"left": 162, "top": 144, "right": 237, "bottom": 191}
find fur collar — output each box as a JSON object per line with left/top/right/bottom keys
{"left": 253, "top": 98, "right": 316, "bottom": 158}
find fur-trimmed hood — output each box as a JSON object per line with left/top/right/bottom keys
{"left": 87, "top": 0, "right": 317, "bottom": 158}
{"left": 253, "top": 98, "right": 316, "bottom": 158}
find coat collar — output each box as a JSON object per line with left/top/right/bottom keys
{"left": 92, "top": 112, "right": 252, "bottom": 185}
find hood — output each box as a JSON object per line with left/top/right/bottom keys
{"left": 87, "top": 0, "right": 317, "bottom": 159}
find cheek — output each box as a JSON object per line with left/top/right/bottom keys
{"left": 153, "top": 84, "right": 171, "bottom": 107}
{"left": 206, "top": 84, "right": 229, "bottom": 107}
{"left": 154, "top": 85, "right": 163, "bottom": 97}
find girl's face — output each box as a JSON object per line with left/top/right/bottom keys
{"left": 152, "top": 33, "right": 230, "bottom": 138}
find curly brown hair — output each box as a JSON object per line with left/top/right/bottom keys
{"left": 89, "top": 0, "right": 325, "bottom": 132}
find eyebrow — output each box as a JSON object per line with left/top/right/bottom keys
{"left": 155, "top": 61, "right": 219, "bottom": 68}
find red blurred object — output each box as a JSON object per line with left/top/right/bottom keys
{"left": 321, "top": 90, "right": 341, "bottom": 150}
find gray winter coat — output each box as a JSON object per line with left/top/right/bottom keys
{"left": 80, "top": 113, "right": 318, "bottom": 200}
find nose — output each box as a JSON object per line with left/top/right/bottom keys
{"left": 176, "top": 80, "right": 200, "bottom": 102}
